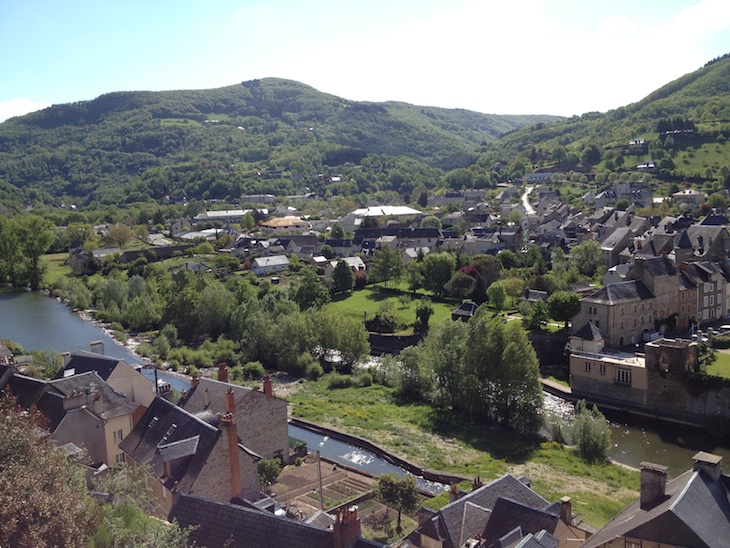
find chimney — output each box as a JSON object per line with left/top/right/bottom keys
{"left": 221, "top": 389, "right": 241, "bottom": 498}
{"left": 204, "top": 387, "right": 209, "bottom": 407}
{"left": 191, "top": 375, "right": 200, "bottom": 388}
{"left": 449, "top": 483, "right": 459, "bottom": 503}
{"left": 62, "top": 352, "right": 71, "bottom": 367}
{"left": 559, "top": 496, "right": 572, "bottom": 524}
{"left": 333, "top": 506, "right": 361, "bottom": 548}
{"left": 472, "top": 476, "right": 483, "bottom": 491}
{"left": 263, "top": 374, "right": 272, "bottom": 399}
{"left": 680, "top": 261, "right": 689, "bottom": 271}
{"left": 218, "top": 362, "right": 229, "bottom": 383}
{"left": 90, "top": 340, "right": 104, "bottom": 355}
{"left": 640, "top": 462, "right": 668, "bottom": 509}
{"left": 693, "top": 451, "right": 723, "bottom": 482}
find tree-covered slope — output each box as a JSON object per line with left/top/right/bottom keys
{"left": 0, "top": 78, "right": 560, "bottom": 206}
{"left": 487, "top": 53, "right": 730, "bottom": 162}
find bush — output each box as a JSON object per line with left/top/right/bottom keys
{"left": 327, "top": 373, "right": 354, "bottom": 389}
{"left": 187, "top": 365, "right": 200, "bottom": 377}
{"left": 306, "top": 361, "right": 324, "bottom": 380}
{"left": 354, "top": 270, "right": 368, "bottom": 290}
{"left": 570, "top": 400, "right": 612, "bottom": 461}
{"left": 358, "top": 372, "right": 373, "bottom": 387}
{"left": 242, "top": 361, "right": 265, "bottom": 380}
{"left": 713, "top": 335, "right": 730, "bottom": 349}
{"left": 295, "top": 457, "right": 303, "bottom": 466}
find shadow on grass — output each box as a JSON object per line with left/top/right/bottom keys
{"left": 390, "top": 393, "right": 541, "bottom": 465}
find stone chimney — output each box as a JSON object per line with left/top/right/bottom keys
{"left": 693, "top": 451, "right": 723, "bottom": 482}
{"left": 218, "top": 362, "right": 229, "bottom": 383}
{"left": 221, "top": 388, "right": 241, "bottom": 498}
{"left": 472, "top": 476, "right": 483, "bottom": 491}
{"left": 333, "top": 506, "right": 361, "bottom": 548}
{"left": 62, "top": 352, "right": 71, "bottom": 367}
{"left": 449, "top": 483, "right": 459, "bottom": 503}
{"left": 263, "top": 374, "right": 272, "bottom": 399}
{"left": 640, "top": 462, "right": 668, "bottom": 509}
{"left": 559, "top": 496, "right": 572, "bottom": 524}
{"left": 190, "top": 375, "right": 200, "bottom": 389}
{"left": 90, "top": 340, "right": 104, "bottom": 355}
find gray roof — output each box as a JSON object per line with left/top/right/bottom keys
{"left": 119, "top": 397, "right": 220, "bottom": 493}
{"left": 56, "top": 350, "right": 130, "bottom": 381}
{"left": 583, "top": 280, "right": 654, "bottom": 305}
{"left": 169, "top": 493, "right": 385, "bottom": 548}
{"left": 582, "top": 468, "right": 730, "bottom": 548}
{"left": 482, "top": 497, "right": 559, "bottom": 547}
{"left": 573, "top": 322, "right": 603, "bottom": 341}
{"left": 419, "top": 474, "right": 550, "bottom": 548}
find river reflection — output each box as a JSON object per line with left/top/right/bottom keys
{"left": 2, "top": 285, "right": 729, "bottom": 478}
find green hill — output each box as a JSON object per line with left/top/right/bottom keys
{"left": 484, "top": 53, "right": 730, "bottom": 184}
{"left": 0, "top": 78, "right": 559, "bottom": 208}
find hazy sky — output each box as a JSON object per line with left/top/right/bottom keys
{"left": 2, "top": 0, "right": 729, "bottom": 122}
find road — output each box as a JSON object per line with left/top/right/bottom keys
{"left": 521, "top": 185, "right": 536, "bottom": 215}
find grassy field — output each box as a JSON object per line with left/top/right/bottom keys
{"left": 287, "top": 379, "right": 639, "bottom": 528}
{"left": 708, "top": 351, "right": 730, "bottom": 378}
{"left": 325, "top": 284, "right": 457, "bottom": 334}
{"left": 43, "top": 253, "right": 73, "bottom": 286}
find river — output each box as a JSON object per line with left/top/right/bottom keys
{"left": 2, "top": 285, "right": 729, "bottom": 478}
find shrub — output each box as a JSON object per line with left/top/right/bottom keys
{"left": 242, "top": 361, "right": 265, "bottom": 380}
{"left": 570, "top": 400, "right": 612, "bottom": 461}
{"left": 187, "top": 365, "right": 200, "bottom": 377}
{"left": 327, "top": 373, "right": 354, "bottom": 389}
{"left": 358, "top": 372, "right": 373, "bottom": 387}
{"left": 306, "top": 361, "right": 324, "bottom": 380}
{"left": 295, "top": 457, "right": 303, "bottom": 467}
{"left": 713, "top": 335, "right": 730, "bottom": 349}
{"left": 354, "top": 270, "right": 368, "bottom": 290}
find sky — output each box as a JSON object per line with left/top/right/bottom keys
{"left": 1, "top": 0, "right": 729, "bottom": 123}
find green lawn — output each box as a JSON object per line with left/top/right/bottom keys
{"left": 708, "top": 352, "right": 730, "bottom": 378}
{"left": 325, "top": 284, "right": 457, "bottom": 334}
{"left": 288, "top": 379, "right": 639, "bottom": 528}
{"left": 43, "top": 253, "right": 72, "bottom": 286}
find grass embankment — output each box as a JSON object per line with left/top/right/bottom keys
{"left": 287, "top": 378, "right": 638, "bottom": 528}
{"left": 43, "top": 253, "right": 73, "bottom": 286}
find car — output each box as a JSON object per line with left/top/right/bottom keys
{"left": 717, "top": 324, "right": 730, "bottom": 335}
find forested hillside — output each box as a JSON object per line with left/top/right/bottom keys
{"left": 0, "top": 78, "right": 558, "bottom": 210}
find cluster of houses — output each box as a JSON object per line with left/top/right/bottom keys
{"left": 4, "top": 338, "right": 730, "bottom": 546}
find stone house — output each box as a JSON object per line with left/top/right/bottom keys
{"left": 178, "top": 368, "right": 290, "bottom": 463}
{"left": 414, "top": 474, "right": 592, "bottom": 548}
{"left": 57, "top": 344, "right": 155, "bottom": 410}
{"left": 582, "top": 452, "right": 730, "bottom": 548}
{"left": 3, "top": 369, "right": 138, "bottom": 466}
{"left": 120, "top": 395, "right": 260, "bottom": 518}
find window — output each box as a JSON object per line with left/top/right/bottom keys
{"left": 681, "top": 305, "right": 685, "bottom": 314}
{"left": 595, "top": 320, "right": 600, "bottom": 328}
{"left": 704, "top": 296, "right": 709, "bottom": 307}
{"left": 115, "top": 453, "right": 125, "bottom": 465}
{"left": 584, "top": 362, "right": 591, "bottom": 372}
{"left": 617, "top": 369, "right": 632, "bottom": 385}
{"left": 113, "top": 429, "right": 123, "bottom": 442}
{"left": 599, "top": 363, "right": 606, "bottom": 375}
{"left": 625, "top": 541, "right": 641, "bottom": 548}
{"left": 711, "top": 295, "right": 715, "bottom": 306}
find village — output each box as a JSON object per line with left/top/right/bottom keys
{"left": 4, "top": 158, "right": 730, "bottom": 546}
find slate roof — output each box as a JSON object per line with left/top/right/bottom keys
{"left": 178, "top": 378, "right": 266, "bottom": 416}
{"left": 582, "top": 466, "right": 730, "bottom": 548}
{"left": 632, "top": 256, "right": 677, "bottom": 277}
{"left": 169, "top": 493, "right": 385, "bottom": 548}
{"left": 48, "top": 371, "right": 137, "bottom": 421}
{"left": 582, "top": 280, "right": 654, "bottom": 305}
{"left": 119, "top": 397, "right": 220, "bottom": 493}
{"left": 418, "top": 474, "right": 549, "bottom": 548}
{"left": 57, "top": 350, "right": 129, "bottom": 381}
{"left": 482, "top": 497, "right": 559, "bottom": 547}
{"left": 573, "top": 322, "right": 603, "bottom": 341}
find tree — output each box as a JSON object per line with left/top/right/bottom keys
{"left": 487, "top": 281, "right": 506, "bottom": 312}
{"left": 0, "top": 392, "right": 95, "bottom": 547}
{"left": 108, "top": 224, "right": 134, "bottom": 248}
{"left": 570, "top": 240, "right": 603, "bottom": 277}
{"left": 422, "top": 252, "right": 456, "bottom": 296}
{"left": 377, "top": 473, "right": 420, "bottom": 532}
{"left": 330, "top": 260, "right": 355, "bottom": 295}
{"left": 414, "top": 300, "right": 434, "bottom": 332}
{"left": 547, "top": 291, "right": 582, "bottom": 328}
{"left": 330, "top": 221, "right": 345, "bottom": 239}
{"left": 501, "top": 277, "right": 525, "bottom": 307}
{"left": 420, "top": 215, "right": 442, "bottom": 229}
{"left": 291, "top": 267, "right": 330, "bottom": 310}
{"left": 405, "top": 261, "right": 424, "bottom": 293}
{"left": 571, "top": 400, "right": 612, "bottom": 461}
{"left": 370, "top": 245, "right": 403, "bottom": 288}
{"left": 444, "top": 271, "right": 475, "bottom": 299}
{"left": 12, "top": 215, "right": 55, "bottom": 289}
{"left": 257, "top": 457, "right": 282, "bottom": 489}
{"left": 526, "top": 299, "right": 550, "bottom": 330}
{"left": 241, "top": 211, "right": 256, "bottom": 231}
